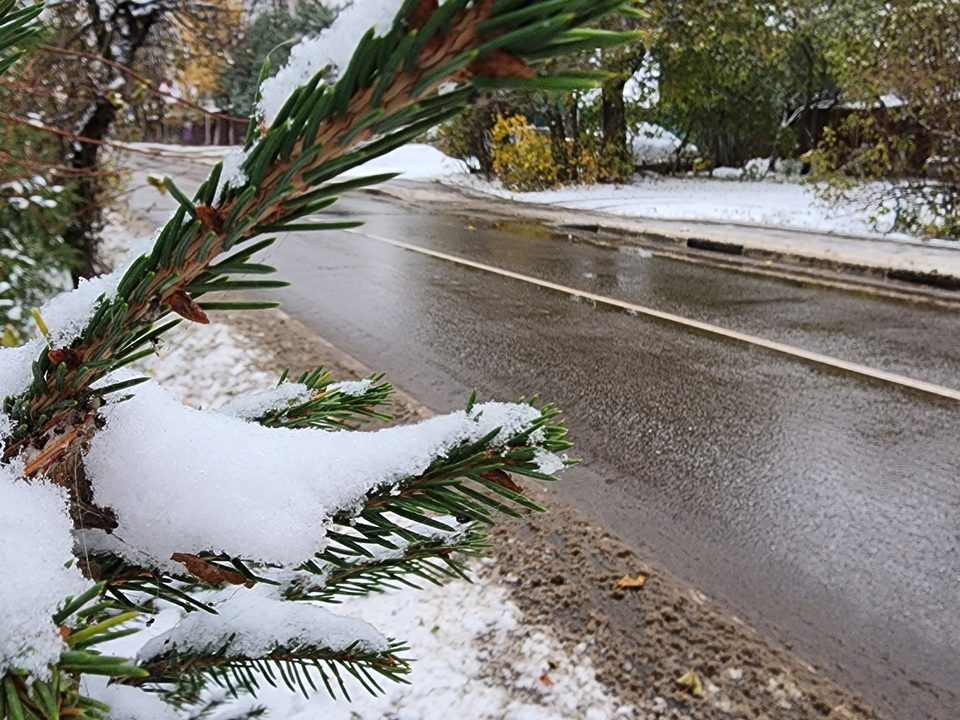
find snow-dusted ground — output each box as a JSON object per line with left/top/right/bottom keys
{"left": 89, "top": 218, "right": 632, "bottom": 720}
{"left": 446, "top": 173, "right": 911, "bottom": 239}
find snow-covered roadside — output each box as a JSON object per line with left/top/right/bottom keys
{"left": 122, "top": 142, "right": 920, "bottom": 242}
{"left": 445, "top": 173, "right": 913, "bottom": 240}
{"left": 96, "top": 217, "right": 633, "bottom": 720}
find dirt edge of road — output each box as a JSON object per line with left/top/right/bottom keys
{"left": 210, "top": 306, "right": 886, "bottom": 720}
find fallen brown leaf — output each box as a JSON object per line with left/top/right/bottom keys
{"left": 616, "top": 573, "right": 647, "bottom": 590}
{"left": 539, "top": 674, "right": 554, "bottom": 687}
{"left": 676, "top": 668, "right": 704, "bottom": 697}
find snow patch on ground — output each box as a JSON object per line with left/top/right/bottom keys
{"left": 341, "top": 144, "right": 469, "bottom": 181}
{"left": 135, "top": 320, "right": 275, "bottom": 410}
{"left": 449, "top": 173, "right": 908, "bottom": 238}
{"left": 212, "top": 571, "right": 628, "bottom": 720}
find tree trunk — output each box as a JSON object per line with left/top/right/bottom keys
{"left": 62, "top": 99, "right": 117, "bottom": 283}
{"left": 61, "top": 2, "right": 160, "bottom": 284}
{"left": 600, "top": 77, "right": 627, "bottom": 157}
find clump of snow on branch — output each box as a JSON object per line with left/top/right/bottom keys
{"left": 37, "top": 274, "right": 122, "bottom": 349}
{"left": 534, "top": 448, "right": 567, "bottom": 476}
{"left": 138, "top": 590, "right": 389, "bottom": 662}
{"left": 257, "top": 0, "right": 407, "bottom": 126}
{"left": 84, "top": 380, "right": 547, "bottom": 568}
{"left": 0, "top": 465, "right": 89, "bottom": 678}
{"left": 217, "top": 379, "right": 377, "bottom": 420}
{"left": 0, "top": 338, "right": 45, "bottom": 412}
{"left": 215, "top": 147, "right": 250, "bottom": 202}
{"left": 35, "top": 232, "right": 158, "bottom": 349}
{"left": 328, "top": 378, "right": 373, "bottom": 397}
{"left": 217, "top": 383, "right": 314, "bottom": 420}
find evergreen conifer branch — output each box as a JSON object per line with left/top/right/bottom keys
{"left": 0, "top": 582, "right": 148, "bottom": 720}
{"left": 80, "top": 401, "right": 570, "bottom": 606}
{"left": 294, "top": 526, "right": 489, "bottom": 603}
{"left": 134, "top": 638, "right": 411, "bottom": 706}
{"left": 255, "top": 369, "right": 395, "bottom": 430}
{"left": 0, "top": 1, "right": 636, "bottom": 715}
{"left": 7, "top": 0, "right": 630, "bottom": 480}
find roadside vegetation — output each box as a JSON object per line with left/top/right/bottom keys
{"left": 2, "top": 0, "right": 958, "bottom": 346}
{"left": 437, "top": 0, "right": 960, "bottom": 240}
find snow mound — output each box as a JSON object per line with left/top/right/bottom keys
{"left": 342, "top": 144, "right": 468, "bottom": 181}
{"left": 448, "top": 174, "right": 902, "bottom": 237}
{"left": 630, "top": 123, "right": 691, "bottom": 165}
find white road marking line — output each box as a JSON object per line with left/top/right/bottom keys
{"left": 351, "top": 230, "right": 960, "bottom": 402}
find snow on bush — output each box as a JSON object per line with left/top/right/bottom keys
{"left": 630, "top": 123, "right": 693, "bottom": 165}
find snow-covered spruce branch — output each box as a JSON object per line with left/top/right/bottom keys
{"left": 75, "top": 386, "right": 570, "bottom": 606}
{"left": 220, "top": 368, "right": 395, "bottom": 431}
{"left": 131, "top": 593, "right": 412, "bottom": 705}
{"left": 0, "top": 0, "right": 634, "bottom": 715}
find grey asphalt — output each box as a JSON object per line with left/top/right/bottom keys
{"left": 129, "top": 156, "right": 960, "bottom": 720}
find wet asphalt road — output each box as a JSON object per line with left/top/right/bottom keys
{"left": 132, "top": 159, "right": 959, "bottom": 720}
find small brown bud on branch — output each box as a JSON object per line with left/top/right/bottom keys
{"left": 168, "top": 290, "right": 210, "bottom": 324}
